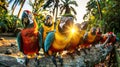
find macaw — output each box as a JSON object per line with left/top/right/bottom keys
{"left": 44, "top": 16, "right": 74, "bottom": 66}
{"left": 101, "top": 32, "right": 116, "bottom": 44}
{"left": 80, "top": 27, "right": 97, "bottom": 49}
{"left": 17, "top": 10, "right": 42, "bottom": 66}
{"left": 80, "top": 21, "right": 88, "bottom": 36}
{"left": 66, "top": 23, "right": 81, "bottom": 55}
{"left": 39, "top": 15, "right": 54, "bottom": 47}
{"left": 94, "top": 27, "right": 102, "bottom": 44}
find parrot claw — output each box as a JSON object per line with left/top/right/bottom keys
{"left": 35, "top": 57, "right": 40, "bottom": 66}
{"left": 51, "top": 56, "right": 57, "bottom": 67}
{"left": 25, "top": 57, "right": 29, "bottom": 66}
{"left": 67, "top": 53, "right": 75, "bottom": 59}
{"left": 76, "top": 50, "right": 81, "bottom": 56}
{"left": 58, "top": 56, "right": 63, "bottom": 66}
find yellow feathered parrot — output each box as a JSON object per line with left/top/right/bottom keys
{"left": 80, "top": 27, "right": 96, "bottom": 49}
{"left": 66, "top": 21, "right": 88, "bottom": 57}
{"left": 65, "top": 23, "right": 81, "bottom": 55}
{"left": 40, "top": 15, "right": 54, "bottom": 47}
{"left": 44, "top": 16, "right": 74, "bottom": 66}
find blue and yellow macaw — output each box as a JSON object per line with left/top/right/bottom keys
{"left": 66, "top": 23, "right": 81, "bottom": 55}
{"left": 17, "top": 10, "right": 42, "bottom": 66}
{"left": 44, "top": 16, "right": 74, "bottom": 66}
{"left": 80, "top": 27, "right": 96, "bottom": 49}
{"left": 66, "top": 22, "right": 88, "bottom": 57}
{"left": 39, "top": 15, "right": 54, "bottom": 47}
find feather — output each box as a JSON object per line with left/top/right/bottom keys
{"left": 17, "top": 32, "right": 23, "bottom": 52}
{"left": 38, "top": 32, "right": 42, "bottom": 48}
{"left": 44, "top": 31, "right": 55, "bottom": 52}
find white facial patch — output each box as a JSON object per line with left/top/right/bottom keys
{"left": 59, "top": 17, "right": 67, "bottom": 28}
{"left": 28, "top": 13, "right": 34, "bottom": 24}
{"left": 59, "top": 21, "right": 66, "bottom": 28}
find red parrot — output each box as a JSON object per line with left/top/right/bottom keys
{"left": 94, "top": 27, "right": 102, "bottom": 44}
{"left": 101, "top": 32, "right": 116, "bottom": 44}
{"left": 17, "top": 10, "right": 42, "bottom": 66}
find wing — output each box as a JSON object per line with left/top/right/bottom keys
{"left": 38, "top": 32, "right": 42, "bottom": 48}
{"left": 17, "top": 32, "right": 23, "bottom": 52}
{"left": 44, "top": 31, "right": 55, "bottom": 52}
{"left": 39, "top": 26, "right": 44, "bottom": 40}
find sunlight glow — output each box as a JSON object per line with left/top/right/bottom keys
{"left": 71, "top": 28, "right": 76, "bottom": 34}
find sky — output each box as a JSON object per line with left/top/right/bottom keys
{"left": 8, "top": 0, "right": 89, "bottom": 23}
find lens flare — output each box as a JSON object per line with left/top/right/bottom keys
{"left": 71, "top": 28, "right": 75, "bottom": 34}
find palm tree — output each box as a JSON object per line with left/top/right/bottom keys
{"left": 43, "top": 0, "right": 60, "bottom": 20}
{"left": 17, "top": 0, "right": 26, "bottom": 18}
{"left": 84, "top": 0, "right": 120, "bottom": 33}
{"left": 60, "top": 0, "right": 78, "bottom": 15}
{"left": 8, "top": 0, "right": 23, "bottom": 15}
{"left": 29, "top": 0, "right": 44, "bottom": 13}
{"left": 43, "top": 0, "right": 60, "bottom": 29}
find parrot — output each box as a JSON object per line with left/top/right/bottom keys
{"left": 80, "top": 21, "right": 88, "bottom": 36}
{"left": 66, "top": 23, "right": 82, "bottom": 59}
{"left": 94, "top": 27, "right": 103, "bottom": 44}
{"left": 39, "top": 15, "right": 54, "bottom": 48}
{"left": 17, "top": 10, "right": 42, "bottom": 66}
{"left": 44, "top": 16, "right": 74, "bottom": 66}
{"left": 80, "top": 27, "right": 97, "bottom": 50}
{"left": 101, "top": 32, "right": 116, "bottom": 45}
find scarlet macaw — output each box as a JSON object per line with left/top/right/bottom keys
{"left": 94, "top": 27, "right": 102, "bottom": 44}
{"left": 44, "top": 16, "right": 74, "bottom": 66}
{"left": 17, "top": 10, "right": 42, "bottom": 66}
{"left": 101, "top": 32, "right": 116, "bottom": 44}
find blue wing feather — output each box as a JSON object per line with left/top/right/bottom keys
{"left": 17, "top": 32, "right": 23, "bottom": 52}
{"left": 38, "top": 32, "right": 42, "bottom": 48}
{"left": 39, "top": 26, "right": 44, "bottom": 37}
{"left": 44, "top": 31, "right": 55, "bottom": 52}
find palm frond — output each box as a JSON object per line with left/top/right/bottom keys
{"left": 60, "top": 6, "right": 65, "bottom": 14}
{"left": 70, "top": 6, "right": 77, "bottom": 15}
{"left": 68, "top": 1, "right": 78, "bottom": 6}
{"left": 61, "top": 0, "right": 66, "bottom": 5}
{"left": 8, "top": 0, "right": 13, "bottom": 4}
{"left": 43, "top": 0, "right": 54, "bottom": 9}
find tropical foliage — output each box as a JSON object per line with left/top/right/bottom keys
{"left": 0, "top": 0, "right": 22, "bottom": 33}
{"left": 60, "top": 0, "right": 78, "bottom": 15}
{"left": 84, "top": 0, "right": 120, "bottom": 34}
{"left": 29, "top": 0, "right": 45, "bottom": 28}
{"left": 0, "top": 0, "right": 119, "bottom": 37}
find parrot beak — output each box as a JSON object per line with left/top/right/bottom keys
{"left": 22, "top": 10, "right": 34, "bottom": 27}
{"left": 59, "top": 17, "right": 74, "bottom": 33}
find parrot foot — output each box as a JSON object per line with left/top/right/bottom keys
{"left": 67, "top": 53, "right": 75, "bottom": 59}
{"left": 81, "top": 49, "right": 87, "bottom": 55}
{"left": 58, "top": 56, "right": 63, "bottom": 66}
{"left": 51, "top": 56, "right": 57, "bottom": 67}
{"left": 25, "top": 57, "right": 29, "bottom": 66}
{"left": 35, "top": 57, "right": 39, "bottom": 66}
{"left": 76, "top": 50, "right": 81, "bottom": 56}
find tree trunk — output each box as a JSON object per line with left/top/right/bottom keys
{"left": 17, "top": 0, "right": 25, "bottom": 18}
{"left": 96, "top": 0, "right": 102, "bottom": 20}
{"left": 12, "top": 2, "right": 17, "bottom": 15}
